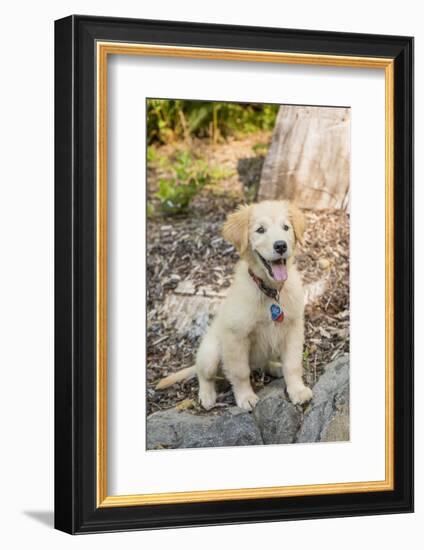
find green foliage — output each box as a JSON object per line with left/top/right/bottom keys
{"left": 147, "top": 145, "right": 158, "bottom": 163}
{"left": 155, "top": 151, "right": 211, "bottom": 215}
{"left": 252, "top": 142, "right": 270, "bottom": 156}
{"left": 146, "top": 201, "right": 155, "bottom": 218}
{"left": 206, "top": 164, "right": 234, "bottom": 182}
{"left": 147, "top": 99, "right": 279, "bottom": 144}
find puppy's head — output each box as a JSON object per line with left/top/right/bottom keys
{"left": 223, "top": 200, "right": 305, "bottom": 285}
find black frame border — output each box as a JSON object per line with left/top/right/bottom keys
{"left": 54, "top": 15, "right": 414, "bottom": 534}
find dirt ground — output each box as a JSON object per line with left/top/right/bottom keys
{"left": 146, "top": 134, "right": 350, "bottom": 416}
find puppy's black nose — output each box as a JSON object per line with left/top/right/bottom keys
{"left": 273, "top": 240, "right": 287, "bottom": 255}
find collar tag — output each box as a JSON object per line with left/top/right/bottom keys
{"left": 270, "top": 304, "right": 284, "bottom": 323}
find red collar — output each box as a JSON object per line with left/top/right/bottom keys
{"left": 248, "top": 268, "right": 280, "bottom": 302}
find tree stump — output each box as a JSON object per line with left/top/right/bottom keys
{"left": 257, "top": 105, "right": 350, "bottom": 210}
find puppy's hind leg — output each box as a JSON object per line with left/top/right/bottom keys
{"left": 264, "top": 360, "right": 284, "bottom": 379}
{"left": 251, "top": 345, "right": 284, "bottom": 379}
{"left": 196, "top": 332, "right": 220, "bottom": 410}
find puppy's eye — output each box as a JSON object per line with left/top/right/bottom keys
{"left": 256, "top": 226, "right": 266, "bottom": 234}
{"left": 283, "top": 224, "right": 289, "bottom": 231}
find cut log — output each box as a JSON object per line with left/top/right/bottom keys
{"left": 258, "top": 105, "right": 350, "bottom": 210}
{"left": 161, "top": 283, "right": 227, "bottom": 340}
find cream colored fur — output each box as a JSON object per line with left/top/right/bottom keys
{"left": 156, "top": 200, "right": 313, "bottom": 411}
{"left": 155, "top": 366, "right": 196, "bottom": 390}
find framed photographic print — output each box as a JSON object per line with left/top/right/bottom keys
{"left": 54, "top": 15, "right": 414, "bottom": 534}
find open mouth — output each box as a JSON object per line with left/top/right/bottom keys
{"left": 256, "top": 252, "right": 288, "bottom": 282}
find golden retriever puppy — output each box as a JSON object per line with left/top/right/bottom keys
{"left": 156, "top": 200, "right": 313, "bottom": 411}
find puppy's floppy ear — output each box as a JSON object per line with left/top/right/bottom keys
{"left": 289, "top": 202, "right": 305, "bottom": 245}
{"left": 222, "top": 204, "right": 250, "bottom": 254}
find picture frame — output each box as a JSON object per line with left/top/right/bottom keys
{"left": 54, "top": 15, "right": 414, "bottom": 534}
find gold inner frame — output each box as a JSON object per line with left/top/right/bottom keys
{"left": 96, "top": 42, "right": 395, "bottom": 508}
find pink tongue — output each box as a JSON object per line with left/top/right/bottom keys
{"left": 271, "top": 262, "right": 288, "bottom": 282}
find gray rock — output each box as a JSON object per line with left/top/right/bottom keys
{"left": 321, "top": 402, "right": 349, "bottom": 442}
{"left": 253, "top": 379, "right": 302, "bottom": 444}
{"left": 296, "top": 355, "right": 349, "bottom": 443}
{"left": 147, "top": 356, "right": 350, "bottom": 449}
{"left": 147, "top": 407, "right": 263, "bottom": 450}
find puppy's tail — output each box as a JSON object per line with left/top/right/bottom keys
{"left": 155, "top": 366, "right": 196, "bottom": 390}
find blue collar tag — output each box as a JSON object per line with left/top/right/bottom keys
{"left": 270, "top": 304, "right": 284, "bottom": 323}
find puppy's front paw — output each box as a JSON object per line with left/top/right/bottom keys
{"left": 235, "top": 391, "right": 259, "bottom": 411}
{"left": 199, "top": 387, "right": 217, "bottom": 410}
{"left": 287, "top": 384, "right": 313, "bottom": 405}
